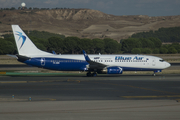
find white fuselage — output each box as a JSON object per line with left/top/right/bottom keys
{"left": 25, "top": 54, "right": 171, "bottom": 71}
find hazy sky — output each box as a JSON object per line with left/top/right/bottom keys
{"left": 0, "top": 0, "right": 180, "bottom": 16}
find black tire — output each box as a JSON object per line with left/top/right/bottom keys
{"left": 87, "top": 72, "right": 91, "bottom": 77}
{"left": 92, "top": 73, "right": 97, "bottom": 77}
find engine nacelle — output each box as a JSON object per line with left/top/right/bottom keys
{"left": 97, "top": 67, "right": 123, "bottom": 74}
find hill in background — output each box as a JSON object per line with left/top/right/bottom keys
{"left": 0, "top": 9, "right": 180, "bottom": 42}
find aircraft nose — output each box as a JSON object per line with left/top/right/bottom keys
{"left": 166, "top": 62, "right": 171, "bottom": 68}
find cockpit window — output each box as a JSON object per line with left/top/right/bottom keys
{"left": 159, "top": 59, "right": 164, "bottom": 62}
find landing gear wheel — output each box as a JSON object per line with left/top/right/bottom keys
{"left": 86, "top": 72, "right": 97, "bottom": 77}
{"left": 92, "top": 73, "right": 97, "bottom": 77}
{"left": 87, "top": 72, "right": 92, "bottom": 77}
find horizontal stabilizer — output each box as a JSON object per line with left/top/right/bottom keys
{"left": 16, "top": 55, "right": 31, "bottom": 62}
{"left": 6, "top": 54, "right": 18, "bottom": 59}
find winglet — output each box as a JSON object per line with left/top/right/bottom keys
{"left": 52, "top": 51, "right": 57, "bottom": 55}
{"left": 82, "top": 50, "right": 91, "bottom": 62}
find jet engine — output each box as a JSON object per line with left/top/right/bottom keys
{"left": 97, "top": 67, "right": 123, "bottom": 74}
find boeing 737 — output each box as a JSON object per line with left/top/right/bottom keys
{"left": 11, "top": 25, "right": 171, "bottom": 76}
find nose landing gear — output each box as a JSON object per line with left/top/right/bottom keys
{"left": 152, "top": 70, "right": 162, "bottom": 76}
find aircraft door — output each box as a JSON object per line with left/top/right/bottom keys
{"left": 41, "top": 58, "right": 45, "bottom": 66}
{"left": 152, "top": 59, "right": 156, "bottom": 66}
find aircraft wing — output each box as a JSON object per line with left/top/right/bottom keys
{"left": 83, "top": 50, "right": 107, "bottom": 69}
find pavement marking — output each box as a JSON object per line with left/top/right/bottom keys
{"left": 0, "top": 81, "right": 27, "bottom": 83}
{"left": 41, "top": 98, "right": 57, "bottom": 101}
{"left": 27, "top": 80, "right": 54, "bottom": 83}
{"left": 0, "top": 72, "right": 6, "bottom": 75}
{"left": 30, "top": 97, "right": 57, "bottom": 101}
{"left": 0, "top": 80, "right": 64, "bottom": 84}
{"left": 66, "top": 79, "right": 81, "bottom": 83}
{"left": 0, "top": 79, "right": 81, "bottom": 84}
{"left": 121, "top": 95, "right": 180, "bottom": 99}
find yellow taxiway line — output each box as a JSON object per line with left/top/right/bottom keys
{"left": 0, "top": 79, "right": 81, "bottom": 84}
{"left": 0, "top": 81, "right": 27, "bottom": 84}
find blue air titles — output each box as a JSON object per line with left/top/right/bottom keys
{"left": 115, "top": 56, "right": 144, "bottom": 60}
{"left": 115, "top": 56, "right": 132, "bottom": 60}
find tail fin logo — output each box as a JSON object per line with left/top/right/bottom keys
{"left": 16, "top": 31, "right": 26, "bottom": 49}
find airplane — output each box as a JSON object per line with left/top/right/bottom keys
{"left": 11, "top": 25, "right": 171, "bottom": 76}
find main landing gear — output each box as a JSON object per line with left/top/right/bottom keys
{"left": 86, "top": 72, "right": 97, "bottom": 77}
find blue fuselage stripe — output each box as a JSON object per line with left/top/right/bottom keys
{"left": 23, "top": 57, "right": 161, "bottom": 71}
{"left": 24, "top": 58, "right": 88, "bottom": 71}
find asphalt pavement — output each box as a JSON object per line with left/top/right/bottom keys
{"left": 0, "top": 74, "right": 180, "bottom": 120}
